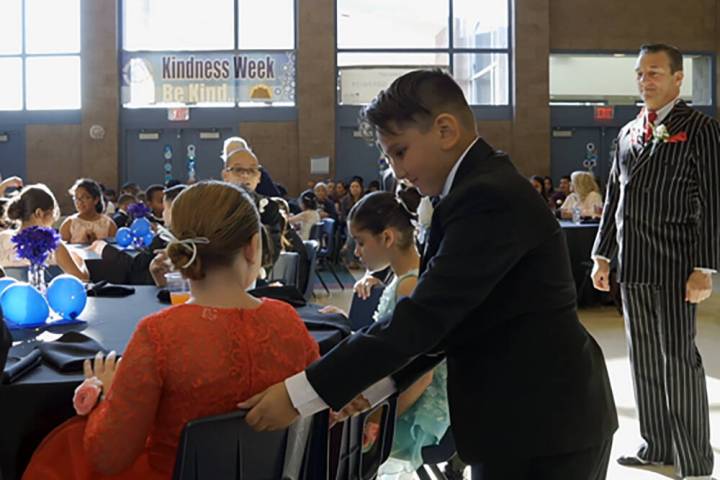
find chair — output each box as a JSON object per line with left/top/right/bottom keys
{"left": 268, "top": 251, "right": 300, "bottom": 288}
{"left": 173, "top": 409, "right": 327, "bottom": 480}
{"left": 348, "top": 286, "right": 385, "bottom": 331}
{"left": 302, "top": 240, "right": 320, "bottom": 300}
{"left": 415, "top": 429, "right": 458, "bottom": 480}
{"left": 332, "top": 394, "right": 397, "bottom": 480}
{"left": 314, "top": 219, "right": 346, "bottom": 291}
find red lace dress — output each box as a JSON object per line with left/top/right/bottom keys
{"left": 23, "top": 299, "right": 320, "bottom": 480}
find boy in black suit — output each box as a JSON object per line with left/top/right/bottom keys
{"left": 239, "top": 70, "right": 618, "bottom": 480}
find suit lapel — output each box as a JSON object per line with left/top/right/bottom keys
{"left": 631, "top": 101, "right": 692, "bottom": 177}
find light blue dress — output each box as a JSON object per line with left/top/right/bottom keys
{"left": 374, "top": 270, "right": 450, "bottom": 476}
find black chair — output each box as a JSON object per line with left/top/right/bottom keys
{"left": 333, "top": 395, "right": 398, "bottom": 480}
{"left": 173, "top": 409, "right": 327, "bottom": 480}
{"left": 314, "top": 219, "right": 346, "bottom": 291}
{"left": 415, "top": 429, "right": 458, "bottom": 480}
{"left": 303, "top": 240, "right": 320, "bottom": 300}
{"left": 348, "top": 286, "right": 385, "bottom": 332}
{"left": 268, "top": 251, "right": 300, "bottom": 288}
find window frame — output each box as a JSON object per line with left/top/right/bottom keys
{"left": 334, "top": 0, "right": 514, "bottom": 107}
{"left": 0, "top": 0, "right": 82, "bottom": 112}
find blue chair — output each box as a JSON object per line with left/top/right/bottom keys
{"left": 348, "top": 286, "right": 385, "bottom": 331}
{"left": 173, "top": 409, "right": 327, "bottom": 480}
{"left": 415, "top": 429, "right": 458, "bottom": 480}
{"left": 303, "top": 240, "right": 320, "bottom": 300}
{"left": 314, "top": 219, "right": 346, "bottom": 291}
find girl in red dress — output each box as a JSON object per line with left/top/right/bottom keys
{"left": 23, "top": 181, "right": 320, "bottom": 479}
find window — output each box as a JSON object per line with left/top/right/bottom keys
{"left": 337, "top": 0, "right": 511, "bottom": 105}
{"left": 121, "top": 0, "right": 296, "bottom": 108}
{"left": 0, "top": 0, "right": 81, "bottom": 111}
{"left": 550, "top": 53, "right": 713, "bottom": 106}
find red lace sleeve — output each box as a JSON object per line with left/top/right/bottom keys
{"left": 83, "top": 317, "right": 163, "bottom": 475}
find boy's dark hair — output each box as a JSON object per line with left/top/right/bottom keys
{"left": 560, "top": 175, "right": 571, "bottom": 182}
{"left": 639, "top": 44, "right": 683, "bottom": 73}
{"left": 145, "top": 184, "right": 165, "bottom": 202}
{"left": 164, "top": 179, "right": 183, "bottom": 189}
{"left": 163, "top": 184, "right": 187, "bottom": 203}
{"left": 121, "top": 182, "right": 141, "bottom": 195}
{"left": 117, "top": 194, "right": 135, "bottom": 208}
{"left": 361, "top": 69, "right": 475, "bottom": 136}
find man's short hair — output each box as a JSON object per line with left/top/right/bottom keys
{"left": 361, "top": 69, "right": 475, "bottom": 136}
{"left": 145, "top": 184, "right": 165, "bottom": 202}
{"left": 639, "top": 44, "right": 683, "bottom": 73}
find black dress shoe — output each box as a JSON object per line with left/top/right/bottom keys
{"left": 617, "top": 455, "right": 673, "bottom": 467}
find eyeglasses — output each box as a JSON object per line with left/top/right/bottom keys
{"left": 224, "top": 165, "right": 262, "bottom": 176}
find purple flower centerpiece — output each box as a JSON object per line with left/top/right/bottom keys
{"left": 127, "top": 202, "right": 151, "bottom": 219}
{"left": 11, "top": 226, "right": 61, "bottom": 293}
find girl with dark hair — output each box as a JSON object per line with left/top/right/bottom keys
{"left": 0, "top": 184, "right": 88, "bottom": 280}
{"left": 60, "top": 178, "right": 117, "bottom": 244}
{"left": 322, "top": 188, "right": 452, "bottom": 476}
{"left": 288, "top": 190, "right": 321, "bottom": 241}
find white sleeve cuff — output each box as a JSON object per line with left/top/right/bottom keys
{"left": 592, "top": 255, "right": 611, "bottom": 263}
{"left": 694, "top": 267, "right": 717, "bottom": 274}
{"left": 362, "top": 377, "right": 396, "bottom": 407}
{"left": 284, "top": 371, "right": 329, "bottom": 417}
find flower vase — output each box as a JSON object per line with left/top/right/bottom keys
{"left": 28, "top": 263, "right": 47, "bottom": 294}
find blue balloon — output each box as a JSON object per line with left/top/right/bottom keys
{"left": 1, "top": 283, "right": 49, "bottom": 327}
{"left": 47, "top": 274, "right": 87, "bottom": 320}
{"left": 143, "top": 232, "right": 155, "bottom": 247}
{"left": 130, "top": 218, "right": 151, "bottom": 237}
{"left": 116, "top": 227, "right": 133, "bottom": 248}
{"left": 0, "top": 277, "right": 17, "bottom": 295}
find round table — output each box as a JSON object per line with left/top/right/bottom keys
{"left": 0, "top": 286, "right": 347, "bottom": 480}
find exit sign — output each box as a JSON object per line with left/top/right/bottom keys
{"left": 594, "top": 106, "right": 614, "bottom": 121}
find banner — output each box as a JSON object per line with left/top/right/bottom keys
{"left": 121, "top": 51, "right": 295, "bottom": 107}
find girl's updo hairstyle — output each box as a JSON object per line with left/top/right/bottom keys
{"left": 166, "top": 181, "right": 260, "bottom": 281}
{"left": 6, "top": 184, "right": 59, "bottom": 223}
{"left": 347, "top": 187, "right": 421, "bottom": 250}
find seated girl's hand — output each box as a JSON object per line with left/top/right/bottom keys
{"left": 149, "top": 251, "right": 170, "bottom": 287}
{"left": 353, "top": 275, "right": 381, "bottom": 300}
{"left": 85, "top": 231, "right": 97, "bottom": 244}
{"left": 319, "top": 305, "right": 347, "bottom": 317}
{"left": 84, "top": 350, "right": 121, "bottom": 393}
{"left": 73, "top": 377, "right": 103, "bottom": 416}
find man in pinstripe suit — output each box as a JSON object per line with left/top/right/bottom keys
{"left": 592, "top": 44, "right": 718, "bottom": 480}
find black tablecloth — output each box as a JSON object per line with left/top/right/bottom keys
{"left": 0, "top": 286, "right": 348, "bottom": 480}
{"left": 559, "top": 220, "right": 607, "bottom": 306}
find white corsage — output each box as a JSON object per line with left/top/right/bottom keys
{"left": 259, "top": 198, "right": 269, "bottom": 214}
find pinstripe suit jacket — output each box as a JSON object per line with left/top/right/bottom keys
{"left": 592, "top": 101, "right": 720, "bottom": 285}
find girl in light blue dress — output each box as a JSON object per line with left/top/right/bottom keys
{"left": 323, "top": 190, "right": 451, "bottom": 478}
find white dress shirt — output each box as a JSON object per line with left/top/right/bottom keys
{"left": 593, "top": 98, "right": 716, "bottom": 274}
{"left": 285, "top": 137, "right": 481, "bottom": 416}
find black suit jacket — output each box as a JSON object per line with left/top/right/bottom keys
{"left": 592, "top": 101, "right": 720, "bottom": 284}
{"left": 306, "top": 139, "right": 617, "bottom": 462}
